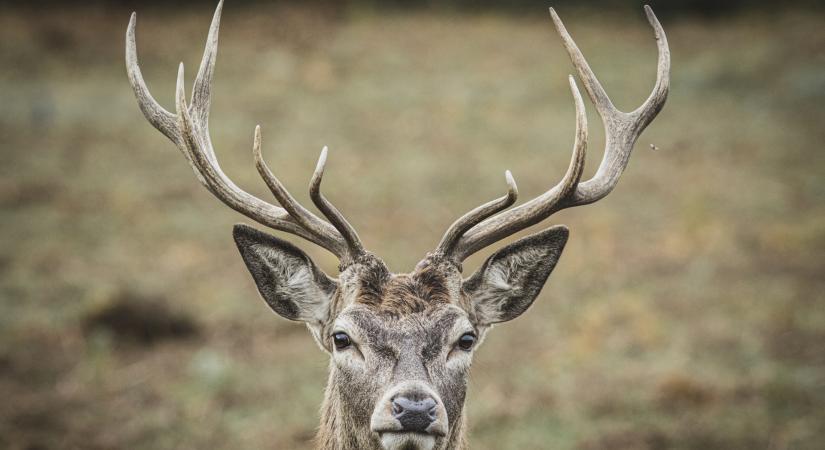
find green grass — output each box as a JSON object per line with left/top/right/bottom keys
{"left": 1, "top": 4, "right": 824, "bottom": 449}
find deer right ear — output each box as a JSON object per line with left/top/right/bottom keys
{"left": 463, "top": 226, "right": 568, "bottom": 326}
{"left": 232, "top": 224, "right": 337, "bottom": 325}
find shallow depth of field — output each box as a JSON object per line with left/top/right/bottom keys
{"left": 2, "top": 2, "right": 824, "bottom": 449}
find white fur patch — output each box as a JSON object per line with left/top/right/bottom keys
{"left": 380, "top": 432, "right": 436, "bottom": 450}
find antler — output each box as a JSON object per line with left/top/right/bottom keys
{"left": 437, "top": 5, "right": 670, "bottom": 263}
{"left": 126, "top": 1, "right": 366, "bottom": 265}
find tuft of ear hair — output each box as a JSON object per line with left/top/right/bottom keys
{"left": 463, "top": 225, "right": 569, "bottom": 325}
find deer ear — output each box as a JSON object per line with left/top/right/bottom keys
{"left": 463, "top": 226, "right": 568, "bottom": 326}
{"left": 232, "top": 224, "right": 337, "bottom": 325}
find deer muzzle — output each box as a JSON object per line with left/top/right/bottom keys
{"left": 370, "top": 381, "right": 448, "bottom": 449}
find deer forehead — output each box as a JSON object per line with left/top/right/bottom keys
{"left": 336, "top": 259, "right": 466, "bottom": 313}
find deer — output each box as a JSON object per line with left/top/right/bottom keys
{"left": 126, "top": 2, "right": 669, "bottom": 449}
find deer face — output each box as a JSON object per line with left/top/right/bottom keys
{"left": 233, "top": 224, "right": 569, "bottom": 449}
{"left": 333, "top": 303, "right": 470, "bottom": 450}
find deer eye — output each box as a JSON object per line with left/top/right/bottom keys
{"left": 457, "top": 333, "right": 476, "bottom": 351}
{"left": 332, "top": 332, "right": 352, "bottom": 350}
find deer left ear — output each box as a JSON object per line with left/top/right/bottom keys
{"left": 463, "top": 225, "right": 568, "bottom": 326}
{"left": 232, "top": 224, "right": 338, "bottom": 327}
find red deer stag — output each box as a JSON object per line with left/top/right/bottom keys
{"left": 126, "top": 2, "right": 669, "bottom": 449}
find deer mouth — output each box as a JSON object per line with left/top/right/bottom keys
{"left": 378, "top": 432, "right": 437, "bottom": 450}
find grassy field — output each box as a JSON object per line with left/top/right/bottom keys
{"left": 1, "top": 3, "right": 824, "bottom": 449}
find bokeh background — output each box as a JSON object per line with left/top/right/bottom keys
{"left": 2, "top": 0, "right": 824, "bottom": 449}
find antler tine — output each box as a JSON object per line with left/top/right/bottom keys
{"left": 127, "top": 2, "right": 354, "bottom": 260}
{"left": 309, "top": 148, "right": 367, "bottom": 261}
{"left": 190, "top": 0, "right": 223, "bottom": 128}
{"left": 548, "top": 7, "right": 613, "bottom": 117}
{"left": 252, "top": 127, "right": 348, "bottom": 255}
{"left": 435, "top": 171, "right": 518, "bottom": 260}
{"left": 446, "top": 6, "right": 668, "bottom": 262}
{"left": 636, "top": 5, "right": 670, "bottom": 130}
{"left": 126, "top": 13, "right": 178, "bottom": 145}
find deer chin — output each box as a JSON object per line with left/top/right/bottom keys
{"left": 379, "top": 432, "right": 436, "bottom": 450}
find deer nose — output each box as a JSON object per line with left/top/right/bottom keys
{"left": 391, "top": 396, "right": 437, "bottom": 432}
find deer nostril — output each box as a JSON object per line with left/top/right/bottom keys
{"left": 391, "top": 401, "right": 404, "bottom": 416}
{"left": 391, "top": 396, "right": 438, "bottom": 432}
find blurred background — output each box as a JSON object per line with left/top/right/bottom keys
{"left": 2, "top": 0, "right": 824, "bottom": 449}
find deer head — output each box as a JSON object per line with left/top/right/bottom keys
{"left": 126, "top": 2, "right": 669, "bottom": 449}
